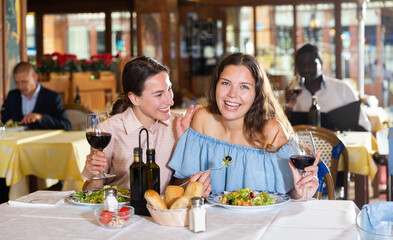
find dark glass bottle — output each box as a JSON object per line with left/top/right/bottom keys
{"left": 308, "top": 96, "right": 321, "bottom": 126}
{"left": 145, "top": 148, "right": 160, "bottom": 194}
{"left": 129, "top": 147, "right": 149, "bottom": 215}
{"left": 74, "top": 86, "right": 81, "bottom": 104}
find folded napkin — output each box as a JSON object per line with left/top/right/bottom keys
{"left": 362, "top": 202, "right": 393, "bottom": 235}
{"left": 8, "top": 190, "right": 74, "bottom": 207}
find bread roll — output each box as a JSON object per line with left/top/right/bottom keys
{"left": 184, "top": 181, "right": 203, "bottom": 198}
{"left": 164, "top": 185, "right": 185, "bottom": 208}
{"left": 144, "top": 190, "right": 168, "bottom": 209}
{"left": 170, "top": 195, "right": 192, "bottom": 209}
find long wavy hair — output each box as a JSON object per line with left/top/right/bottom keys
{"left": 206, "top": 53, "right": 293, "bottom": 149}
{"left": 111, "top": 56, "right": 169, "bottom": 115}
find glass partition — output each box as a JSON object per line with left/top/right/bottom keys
{"left": 26, "top": 13, "right": 36, "bottom": 59}
{"left": 111, "top": 12, "right": 131, "bottom": 57}
{"left": 225, "top": 6, "right": 254, "bottom": 55}
{"left": 140, "top": 13, "right": 162, "bottom": 63}
{"left": 256, "top": 5, "right": 294, "bottom": 79}
{"left": 342, "top": 1, "right": 393, "bottom": 106}
{"left": 43, "top": 13, "right": 106, "bottom": 59}
{"left": 296, "top": 3, "right": 335, "bottom": 78}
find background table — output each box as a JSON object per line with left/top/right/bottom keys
{"left": 0, "top": 191, "right": 360, "bottom": 240}
{"left": 18, "top": 131, "right": 90, "bottom": 196}
{"left": 0, "top": 130, "right": 89, "bottom": 200}
{"left": 0, "top": 130, "right": 64, "bottom": 198}
{"left": 337, "top": 131, "right": 378, "bottom": 208}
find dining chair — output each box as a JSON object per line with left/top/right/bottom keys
{"left": 64, "top": 103, "right": 92, "bottom": 131}
{"left": 387, "top": 127, "right": 393, "bottom": 201}
{"left": 316, "top": 161, "right": 335, "bottom": 200}
{"left": 293, "top": 124, "right": 349, "bottom": 200}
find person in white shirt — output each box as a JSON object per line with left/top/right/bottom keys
{"left": 285, "top": 43, "right": 371, "bottom": 131}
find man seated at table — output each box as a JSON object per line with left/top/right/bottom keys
{"left": 284, "top": 43, "right": 371, "bottom": 132}
{"left": 0, "top": 62, "right": 71, "bottom": 130}
{"left": 0, "top": 62, "right": 71, "bottom": 203}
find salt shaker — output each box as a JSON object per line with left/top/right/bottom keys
{"left": 104, "top": 187, "right": 119, "bottom": 212}
{"left": 189, "top": 197, "right": 206, "bottom": 233}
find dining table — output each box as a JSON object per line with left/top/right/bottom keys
{"left": 17, "top": 131, "right": 90, "bottom": 196}
{"left": 336, "top": 131, "right": 378, "bottom": 208}
{"left": 0, "top": 130, "right": 90, "bottom": 200}
{"left": 0, "top": 190, "right": 360, "bottom": 240}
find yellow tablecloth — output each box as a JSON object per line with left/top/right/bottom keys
{"left": 0, "top": 130, "right": 64, "bottom": 182}
{"left": 337, "top": 131, "right": 378, "bottom": 180}
{"left": 14, "top": 131, "right": 90, "bottom": 199}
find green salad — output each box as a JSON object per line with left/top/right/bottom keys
{"left": 219, "top": 187, "right": 275, "bottom": 206}
{"left": 74, "top": 185, "right": 130, "bottom": 204}
{"left": 5, "top": 120, "right": 20, "bottom": 128}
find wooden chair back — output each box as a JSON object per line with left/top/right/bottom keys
{"left": 293, "top": 124, "right": 349, "bottom": 200}
{"left": 64, "top": 103, "right": 91, "bottom": 131}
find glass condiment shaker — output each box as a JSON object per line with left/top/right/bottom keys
{"left": 189, "top": 197, "right": 206, "bottom": 233}
{"left": 104, "top": 187, "right": 119, "bottom": 212}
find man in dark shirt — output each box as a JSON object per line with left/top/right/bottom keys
{"left": 0, "top": 62, "right": 71, "bottom": 203}
{"left": 1, "top": 62, "right": 71, "bottom": 130}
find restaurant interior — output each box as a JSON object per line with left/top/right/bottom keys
{"left": 1, "top": 0, "right": 393, "bottom": 238}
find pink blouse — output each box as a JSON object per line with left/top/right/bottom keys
{"left": 82, "top": 107, "right": 178, "bottom": 194}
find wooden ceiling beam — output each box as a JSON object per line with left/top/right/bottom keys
{"left": 27, "top": 0, "right": 134, "bottom": 13}
{"left": 179, "top": 0, "right": 352, "bottom": 6}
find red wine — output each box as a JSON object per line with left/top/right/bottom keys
{"left": 86, "top": 132, "right": 111, "bottom": 151}
{"left": 293, "top": 89, "right": 302, "bottom": 94}
{"left": 290, "top": 155, "right": 315, "bottom": 170}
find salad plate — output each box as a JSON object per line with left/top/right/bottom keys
{"left": 66, "top": 189, "right": 130, "bottom": 206}
{"left": 207, "top": 190, "right": 290, "bottom": 211}
{"left": 5, "top": 126, "right": 27, "bottom": 132}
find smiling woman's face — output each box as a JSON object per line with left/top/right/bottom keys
{"left": 215, "top": 65, "right": 256, "bottom": 122}
{"left": 129, "top": 72, "right": 174, "bottom": 127}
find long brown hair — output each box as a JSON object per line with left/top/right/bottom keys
{"left": 111, "top": 56, "right": 169, "bottom": 115}
{"left": 206, "top": 53, "right": 293, "bottom": 149}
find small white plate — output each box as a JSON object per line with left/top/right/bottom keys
{"left": 5, "top": 126, "right": 27, "bottom": 132}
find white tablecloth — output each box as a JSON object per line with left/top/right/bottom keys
{"left": 0, "top": 191, "right": 360, "bottom": 240}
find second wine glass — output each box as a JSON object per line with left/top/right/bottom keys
{"left": 86, "top": 112, "right": 115, "bottom": 179}
{"left": 288, "top": 132, "right": 316, "bottom": 200}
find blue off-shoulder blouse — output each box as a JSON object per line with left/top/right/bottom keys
{"left": 168, "top": 128, "right": 295, "bottom": 194}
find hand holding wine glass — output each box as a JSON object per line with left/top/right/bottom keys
{"left": 288, "top": 132, "right": 318, "bottom": 200}
{"left": 285, "top": 76, "right": 303, "bottom": 106}
{"left": 86, "top": 112, "right": 115, "bottom": 179}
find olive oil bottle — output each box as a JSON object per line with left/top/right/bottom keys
{"left": 129, "top": 147, "right": 149, "bottom": 216}
{"left": 146, "top": 148, "right": 160, "bottom": 194}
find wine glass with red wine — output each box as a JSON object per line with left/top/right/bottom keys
{"left": 86, "top": 112, "right": 115, "bottom": 179}
{"left": 289, "top": 132, "right": 316, "bottom": 200}
{"left": 288, "top": 75, "right": 303, "bottom": 95}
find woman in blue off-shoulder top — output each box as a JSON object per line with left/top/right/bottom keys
{"left": 169, "top": 53, "right": 320, "bottom": 199}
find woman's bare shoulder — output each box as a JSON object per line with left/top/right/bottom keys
{"left": 263, "top": 119, "right": 289, "bottom": 148}
{"left": 191, "top": 107, "right": 217, "bottom": 133}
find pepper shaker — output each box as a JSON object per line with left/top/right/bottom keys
{"left": 189, "top": 197, "right": 206, "bottom": 232}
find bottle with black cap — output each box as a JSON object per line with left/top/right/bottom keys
{"left": 308, "top": 96, "right": 321, "bottom": 126}
{"left": 145, "top": 148, "right": 160, "bottom": 194}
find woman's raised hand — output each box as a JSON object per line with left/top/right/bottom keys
{"left": 175, "top": 104, "right": 201, "bottom": 140}
{"left": 189, "top": 169, "right": 212, "bottom": 198}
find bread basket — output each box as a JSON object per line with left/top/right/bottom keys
{"left": 146, "top": 203, "right": 189, "bottom": 227}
